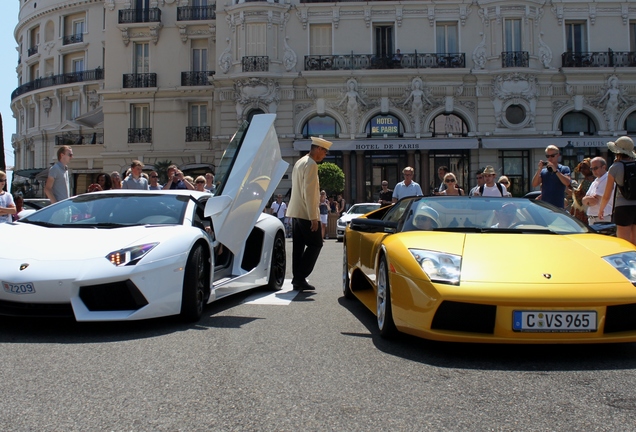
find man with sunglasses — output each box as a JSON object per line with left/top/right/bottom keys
{"left": 44, "top": 145, "right": 72, "bottom": 203}
{"left": 531, "top": 145, "right": 571, "bottom": 208}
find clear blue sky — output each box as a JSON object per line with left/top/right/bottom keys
{"left": 1, "top": 1, "right": 19, "bottom": 184}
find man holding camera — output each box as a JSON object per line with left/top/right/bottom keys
{"left": 532, "top": 144, "right": 571, "bottom": 208}
{"left": 163, "top": 165, "right": 194, "bottom": 190}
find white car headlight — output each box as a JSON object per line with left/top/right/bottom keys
{"left": 409, "top": 249, "right": 461, "bottom": 285}
{"left": 337, "top": 218, "right": 345, "bottom": 227}
{"left": 106, "top": 243, "right": 158, "bottom": 266}
{"left": 603, "top": 251, "right": 636, "bottom": 284}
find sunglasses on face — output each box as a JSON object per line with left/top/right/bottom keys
{"left": 196, "top": 181, "right": 205, "bottom": 184}
{"left": 591, "top": 166, "right": 601, "bottom": 171}
{"left": 500, "top": 181, "right": 509, "bottom": 185}
{"left": 150, "top": 175, "right": 158, "bottom": 178}
{"left": 445, "top": 179, "right": 456, "bottom": 183}
{"left": 546, "top": 153, "right": 558, "bottom": 158}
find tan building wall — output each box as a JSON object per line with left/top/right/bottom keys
{"left": 10, "top": 0, "right": 636, "bottom": 201}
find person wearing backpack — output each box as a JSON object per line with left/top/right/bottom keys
{"left": 598, "top": 136, "right": 636, "bottom": 245}
{"left": 475, "top": 166, "right": 507, "bottom": 197}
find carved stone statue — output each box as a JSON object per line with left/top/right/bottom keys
{"left": 218, "top": 39, "right": 232, "bottom": 74}
{"left": 403, "top": 78, "right": 432, "bottom": 134}
{"left": 338, "top": 78, "right": 366, "bottom": 134}
{"left": 282, "top": 37, "right": 297, "bottom": 72}
{"left": 599, "top": 75, "right": 629, "bottom": 131}
{"left": 472, "top": 32, "right": 487, "bottom": 70}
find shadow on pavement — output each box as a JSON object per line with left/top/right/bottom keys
{"left": 337, "top": 296, "right": 636, "bottom": 372}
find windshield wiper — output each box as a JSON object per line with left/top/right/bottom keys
{"left": 88, "top": 222, "right": 131, "bottom": 229}
{"left": 19, "top": 220, "right": 60, "bottom": 228}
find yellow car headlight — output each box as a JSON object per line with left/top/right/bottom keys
{"left": 603, "top": 251, "right": 636, "bottom": 284}
{"left": 409, "top": 249, "right": 461, "bottom": 285}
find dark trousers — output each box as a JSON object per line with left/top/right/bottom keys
{"left": 292, "top": 218, "right": 323, "bottom": 283}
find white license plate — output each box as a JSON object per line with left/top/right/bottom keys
{"left": 513, "top": 311, "right": 597, "bottom": 332}
{"left": 2, "top": 281, "right": 36, "bottom": 295}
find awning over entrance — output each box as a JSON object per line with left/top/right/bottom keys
{"left": 74, "top": 106, "right": 104, "bottom": 127}
{"left": 293, "top": 138, "right": 479, "bottom": 152}
{"left": 481, "top": 136, "right": 611, "bottom": 149}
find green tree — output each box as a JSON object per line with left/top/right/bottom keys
{"left": 154, "top": 160, "right": 172, "bottom": 184}
{"left": 318, "top": 162, "right": 345, "bottom": 195}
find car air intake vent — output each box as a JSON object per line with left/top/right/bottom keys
{"left": 0, "top": 300, "right": 74, "bottom": 318}
{"left": 431, "top": 301, "right": 496, "bottom": 334}
{"left": 80, "top": 280, "right": 149, "bottom": 311}
{"left": 604, "top": 304, "right": 636, "bottom": 333}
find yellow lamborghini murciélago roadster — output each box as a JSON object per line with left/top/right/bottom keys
{"left": 343, "top": 196, "right": 636, "bottom": 343}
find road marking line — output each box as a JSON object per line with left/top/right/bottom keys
{"left": 242, "top": 280, "right": 299, "bottom": 305}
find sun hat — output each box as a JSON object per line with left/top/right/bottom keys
{"left": 311, "top": 136, "right": 333, "bottom": 150}
{"left": 607, "top": 136, "right": 636, "bottom": 158}
{"left": 482, "top": 166, "right": 496, "bottom": 175}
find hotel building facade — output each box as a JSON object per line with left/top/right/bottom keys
{"left": 11, "top": 0, "right": 636, "bottom": 202}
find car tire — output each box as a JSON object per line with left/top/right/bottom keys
{"left": 377, "top": 256, "right": 397, "bottom": 338}
{"left": 180, "top": 245, "right": 209, "bottom": 322}
{"left": 267, "top": 231, "right": 286, "bottom": 291}
{"left": 342, "top": 243, "right": 354, "bottom": 299}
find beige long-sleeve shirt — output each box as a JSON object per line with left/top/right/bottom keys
{"left": 286, "top": 154, "right": 320, "bottom": 221}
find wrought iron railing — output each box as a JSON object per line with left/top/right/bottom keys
{"left": 118, "top": 8, "right": 161, "bottom": 24}
{"left": 11, "top": 68, "right": 104, "bottom": 100}
{"left": 502, "top": 51, "right": 529, "bottom": 67}
{"left": 63, "top": 34, "right": 84, "bottom": 45}
{"left": 123, "top": 73, "right": 157, "bottom": 88}
{"left": 27, "top": 46, "right": 38, "bottom": 57}
{"left": 177, "top": 5, "right": 216, "bottom": 20}
{"left": 55, "top": 133, "right": 104, "bottom": 146}
{"left": 561, "top": 49, "right": 636, "bottom": 67}
{"left": 181, "top": 71, "right": 215, "bottom": 86}
{"left": 304, "top": 52, "right": 465, "bottom": 71}
{"left": 242, "top": 56, "right": 269, "bottom": 72}
{"left": 128, "top": 128, "right": 152, "bottom": 143}
{"left": 186, "top": 126, "right": 211, "bottom": 142}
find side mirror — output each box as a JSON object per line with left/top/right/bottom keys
{"left": 350, "top": 218, "right": 398, "bottom": 234}
{"left": 589, "top": 222, "right": 616, "bottom": 237}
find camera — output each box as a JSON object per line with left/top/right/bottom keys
{"left": 541, "top": 161, "right": 548, "bottom": 167}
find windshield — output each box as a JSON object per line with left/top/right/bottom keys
{"left": 349, "top": 204, "right": 380, "bottom": 215}
{"left": 397, "top": 197, "right": 588, "bottom": 234}
{"left": 20, "top": 193, "right": 188, "bottom": 227}
{"left": 213, "top": 120, "right": 249, "bottom": 196}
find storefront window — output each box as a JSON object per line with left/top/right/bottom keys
{"left": 498, "top": 150, "right": 529, "bottom": 197}
{"left": 429, "top": 150, "right": 469, "bottom": 193}
{"left": 302, "top": 115, "right": 341, "bottom": 138}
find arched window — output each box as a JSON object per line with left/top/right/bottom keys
{"left": 626, "top": 111, "right": 636, "bottom": 134}
{"left": 365, "top": 114, "right": 403, "bottom": 138}
{"left": 429, "top": 113, "right": 468, "bottom": 137}
{"left": 247, "top": 109, "right": 265, "bottom": 122}
{"left": 302, "top": 115, "right": 341, "bottom": 138}
{"left": 560, "top": 112, "right": 597, "bottom": 135}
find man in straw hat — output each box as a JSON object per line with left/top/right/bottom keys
{"left": 286, "top": 136, "right": 332, "bottom": 291}
{"left": 598, "top": 136, "right": 636, "bottom": 245}
{"left": 531, "top": 144, "right": 571, "bottom": 208}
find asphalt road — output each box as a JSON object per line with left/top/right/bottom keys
{"left": 2, "top": 239, "right": 636, "bottom": 431}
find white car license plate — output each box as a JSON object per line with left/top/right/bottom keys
{"left": 513, "top": 311, "right": 597, "bottom": 332}
{"left": 2, "top": 281, "right": 36, "bottom": 295}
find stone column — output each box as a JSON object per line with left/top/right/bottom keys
{"left": 356, "top": 151, "right": 365, "bottom": 204}
{"left": 420, "top": 150, "right": 430, "bottom": 196}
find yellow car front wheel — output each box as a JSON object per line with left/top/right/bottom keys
{"left": 377, "top": 256, "right": 397, "bottom": 338}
